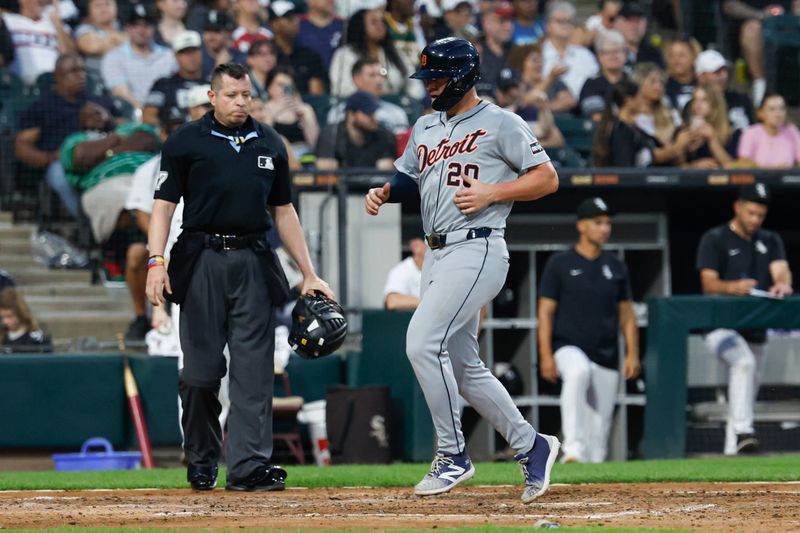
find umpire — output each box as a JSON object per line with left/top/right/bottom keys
{"left": 145, "top": 63, "right": 333, "bottom": 491}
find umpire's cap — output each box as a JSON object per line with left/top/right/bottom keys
{"left": 411, "top": 37, "right": 480, "bottom": 111}
{"left": 577, "top": 197, "right": 614, "bottom": 220}
{"left": 738, "top": 183, "right": 770, "bottom": 205}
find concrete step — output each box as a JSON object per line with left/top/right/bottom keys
{"left": 0, "top": 253, "right": 41, "bottom": 269}
{"left": 37, "top": 310, "right": 135, "bottom": 341}
{"left": 20, "top": 282, "right": 109, "bottom": 297}
{"left": 0, "top": 225, "right": 34, "bottom": 240}
{"left": 0, "top": 212, "right": 11, "bottom": 224}
{"left": 0, "top": 238, "right": 31, "bottom": 255}
{"left": 9, "top": 267, "right": 92, "bottom": 285}
{"left": 25, "top": 294, "right": 133, "bottom": 312}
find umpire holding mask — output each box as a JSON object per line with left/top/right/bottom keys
{"left": 146, "top": 62, "right": 333, "bottom": 491}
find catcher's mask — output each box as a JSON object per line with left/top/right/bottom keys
{"left": 411, "top": 37, "right": 480, "bottom": 112}
{"left": 289, "top": 293, "right": 348, "bottom": 359}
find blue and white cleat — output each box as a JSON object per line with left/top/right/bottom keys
{"left": 414, "top": 451, "right": 476, "bottom": 496}
{"left": 514, "top": 433, "right": 560, "bottom": 503}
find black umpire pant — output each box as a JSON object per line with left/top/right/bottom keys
{"left": 178, "top": 246, "right": 276, "bottom": 482}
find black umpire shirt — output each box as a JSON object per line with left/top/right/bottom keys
{"left": 696, "top": 224, "right": 786, "bottom": 343}
{"left": 540, "top": 248, "right": 633, "bottom": 370}
{"left": 155, "top": 110, "right": 292, "bottom": 234}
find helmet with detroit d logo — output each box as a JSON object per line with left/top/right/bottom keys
{"left": 411, "top": 37, "right": 480, "bottom": 112}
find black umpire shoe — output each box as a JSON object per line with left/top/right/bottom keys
{"left": 225, "top": 465, "right": 287, "bottom": 492}
{"left": 187, "top": 464, "right": 218, "bottom": 491}
{"left": 736, "top": 433, "right": 760, "bottom": 454}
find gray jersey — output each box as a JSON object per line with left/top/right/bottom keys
{"left": 394, "top": 101, "right": 551, "bottom": 235}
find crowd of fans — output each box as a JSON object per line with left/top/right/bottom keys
{"left": 2, "top": 0, "right": 800, "bottom": 344}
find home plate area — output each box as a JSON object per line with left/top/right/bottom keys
{"left": 0, "top": 482, "right": 798, "bottom": 531}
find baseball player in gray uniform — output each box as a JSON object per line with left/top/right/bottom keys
{"left": 365, "top": 37, "right": 560, "bottom": 503}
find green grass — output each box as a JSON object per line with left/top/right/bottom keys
{"left": 0, "top": 454, "right": 798, "bottom": 491}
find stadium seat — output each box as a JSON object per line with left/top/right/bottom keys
{"left": 35, "top": 71, "right": 55, "bottom": 94}
{"left": 763, "top": 15, "right": 800, "bottom": 106}
{"left": 303, "top": 93, "right": 335, "bottom": 128}
{"left": 112, "top": 97, "right": 137, "bottom": 121}
{"left": 0, "top": 69, "right": 24, "bottom": 99}
{"left": 382, "top": 93, "right": 423, "bottom": 124}
{"left": 273, "top": 364, "right": 306, "bottom": 464}
{"left": 554, "top": 114, "right": 596, "bottom": 159}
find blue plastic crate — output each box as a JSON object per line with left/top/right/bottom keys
{"left": 52, "top": 437, "right": 142, "bottom": 471}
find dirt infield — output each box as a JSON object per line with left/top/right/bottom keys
{"left": 1, "top": 482, "right": 798, "bottom": 531}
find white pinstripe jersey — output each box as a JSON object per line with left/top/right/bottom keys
{"left": 394, "top": 101, "right": 551, "bottom": 235}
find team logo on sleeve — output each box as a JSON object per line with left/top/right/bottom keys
{"left": 602, "top": 265, "right": 613, "bottom": 280}
{"left": 258, "top": 156, "right": 274, "bottom": 170}
{"left": 530, "top": 141, "right": 544, "bottom": 156}
{"left": 155, "top": 171, "right": 168, "bottom": 191}
{"left": 755, "top": 240, "right": 767, "bottom": 254}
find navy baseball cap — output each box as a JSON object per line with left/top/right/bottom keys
{"left": 619, "top": 2, "right": 645, "bottom": 18}
{"left": 345, "top": 91, "right": 380, "bottom": 115}
{"left": 204, "top": 9, "right": 235, "bottom": 31}
{"left": 127, "top": 4, "right": 156, "bottom": 25}
{"left": 738, "top": 183, "right": 770, "bottom": 205}
{"left": 577, "top": 197, "right": 614, "bottom": 219}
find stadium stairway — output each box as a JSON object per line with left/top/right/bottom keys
{"left": 0, "top": 212, "right": 134, "bottom": 345}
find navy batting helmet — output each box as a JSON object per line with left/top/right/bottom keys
{"left": 411, "top": 37, "right": 480, "bottom": 112}
{"left": 289, "top": 293, "right": 348, "bottom": 359}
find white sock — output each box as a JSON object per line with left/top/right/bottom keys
{"left": 752, "top": 78, "right": 766, "bottom": 107}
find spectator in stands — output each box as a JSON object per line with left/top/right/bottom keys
{"left": 510, "top": 0, "right": 545, "bottom": 45}
{"left": 0, "top": 288, "right": 53, "bottom": 353}
{"left": 475, "top": 1, "right": 515, "bottom": 97}
{"left": 75, "top": 0, "right": 127, "bottom": 83}
{"left": 0, "top": 271, "right": 14, "bottom": 292}
{"left": 430, "top": 0, "right": 480, "bottom": 42}
{"left": 383, "top": 237, "right": 425, "bottom": 310}
{"left": 297, "top": 0, "right": 343, "bottom": 69}
{"left": 538, "top": 197, "right": 639, "bottom": 463}
{"left": 384, "top": 0, "right": 425, "bottom": 71}
{"left": 200, "top": 9, "right": 244, "bottom": 78}
{"left": 260, "top": 66, "right": 320, "bottom": 157}
{"left": 315, "top": 90, "right": 396, "bottom": 170}
{"left": 738, "top": 93, "right": 800, "bottom": 168}
{"left": 245, "top": 39, "right": 276, "bottom": 100}
{"left": 572, "top": 0, "right": 623, "bottom": 48}
{"left": 593, "top": 77, "right": 696, "bottom": 167}
{"left": 15, "top": 53, "right": 116, "bottom": 219}
{"left": 101, "top": 5, "right": 177, "bottom": 111}
{"left": 2, "top": 0, "right": 75, "bottom": 85}
{"left": 664, "top": 38, "right": 698, "bottom": 112}
{"left": 695, "top": 49, "right": 755, "bottom": 133}
{"left": 613, "top": 2, "right": 664, "bottom": 73}
{"left": 143, "top": 30, "right": 206, "bottom": 127}
{"left": 697, "top": 183, "right": 793, "bottom": 454}
{"left": 630, "top": 63, "right": 681, "bottom": 153}
{"left": 269, "top": 1, "right": 326, "bottom": 95}
{"left": 231, "top": 0, "right": 271, "bottom": 54}
{"left": 0, "top": 17, "right": 14, "bottom": 68}
{"left": 674, "top": 85, "right": 734, "bottom": 168}
{"left": 578, "top": 30, "right": 626, "bottom": 121}
{"left": 153, "top": 0, "right": 187, "bottom": 47}
{"left": 496, "top": 66, "right": 564, "bottom": 148}
{"left": 330, "top": 8, "right": 421, "bottom": 99}
{"left": 721, "top": 0, "right": 789, "bottom": 106}
{"left": 510, "top": 42, "right": 575, "bottom": 114}
{"left": 60, "top": 102, "right": 160, "bottom": 339}
{"left": 326, "top": 58, "right": 410, "bottom": 134}
{"left": 540, "top": 1, "right": 599, "bottom": 102}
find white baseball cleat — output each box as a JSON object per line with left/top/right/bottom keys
{"left": 414, "top": 451, "right": 475, "bottom": 496}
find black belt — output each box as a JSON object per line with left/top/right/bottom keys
{"left": 204, "top": 233, "right": 263, "bottom": 251}
{"left": 425, "top": 227, "right": 492, "bottom": 250}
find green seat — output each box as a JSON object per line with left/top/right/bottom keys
{"left": 763, "top": 15, "right": 800, "bottom": 106}
{"left": 112, "top": 97, "right": 137, "bottom": 121}
{"left": 302, "top": 93, "right": 335, "bottom": 128}
{"left": 0, "top": 69, "right": 25, "bottom": 99}
{"left": 35, "top": 71, "right": 55, "bottom": 94}
{"left": 555, "top": 114, "right": 596, "bottom": 158}
{"left": 0, "top": 95, "right": 33, "bottom": 132}
{"left": 382, "top": 93, "right": 422, "bottom": 125}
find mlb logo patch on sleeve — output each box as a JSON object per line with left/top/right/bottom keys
{"left": 530, "top": 141, "right": 544, "bottom": 156}
{"left": 258, "top": 156, "right": 274, "bottom": 170}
